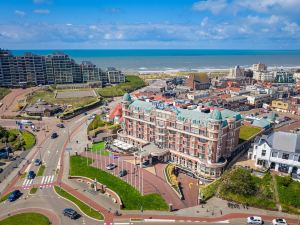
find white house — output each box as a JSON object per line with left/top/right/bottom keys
{"left": 251, "top": 131, "right": 300, "bottom": 174}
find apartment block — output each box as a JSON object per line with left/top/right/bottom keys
{"left": 107, "top": 67, "right": 125, "bottom": 84}
{"left": 0, "top": 49, "right": 124, "bottom": 87}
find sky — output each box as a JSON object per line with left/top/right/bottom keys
{"left": 0, "top": 0, "right": 300, "bottom": 49}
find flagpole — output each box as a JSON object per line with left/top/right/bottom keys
{"left": 131, "top": 162, "right": 133, "bottom": 186}
{"left": 96, "top": 148, "right": 99, "bottom": 169}
{"left": 141, "top": 169, "right": 144, "bottom": 196}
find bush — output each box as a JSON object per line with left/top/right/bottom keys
{"left": 8, "top": 133, "right": 17, "bottom": 142}
{"left": 219, "top": 168, "right": 257, "bottom": 196}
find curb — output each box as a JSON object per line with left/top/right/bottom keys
{"left": 52, "top": 186, "right": 103, "bottom": 222}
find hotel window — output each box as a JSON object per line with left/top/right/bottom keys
{"left": 271, "top": 152, "right": 278, "bottom": 158}
{"left": 261, "top": 150, "right": 266, "bottom": 157}
{"left": 282, "top": 153, "right": 289, "bottom": 160}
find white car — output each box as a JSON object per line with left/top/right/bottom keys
{"left": 247, "top": 216, "right": 263, "bottom": 225}
{"left": 272, "top": 218, "right": 288, "bottom": 225}
{"left": 106, "top": 163, "right": 117, "bottom": 170}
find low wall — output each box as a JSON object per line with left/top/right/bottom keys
{"left": 60, "top": 99, "right": 103, "bottom": 120}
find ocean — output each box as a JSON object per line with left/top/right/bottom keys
{"left": 11, "top": 49, "right": 300, "bottom": 72}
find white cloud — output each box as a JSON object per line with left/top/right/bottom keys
{"left": 193, "top": 0, "right": 227, "bottom": 14}
{"left": 15, "top": 10, "right": 26, "bottom": 17}
{"left": 282, "top": 22, "right": 300, "bottom": 34}
{"left": 247, "top": 15, "right": 281, "bottom": 25}
{"left": 33, "top": 9, "right": 50, "bottom": 14}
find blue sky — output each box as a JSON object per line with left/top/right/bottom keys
{"left": 0, "top": 0, "right": 300, "bottom": 49}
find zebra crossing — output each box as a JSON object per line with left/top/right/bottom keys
{"left": 21, "top": 175, "right": 55, "bottom": 190}
{"left": 39, "top": 175, "right": 55, "bottom": 189}
{"left": 22, "top": 179, "right": 34, "bottom": 190}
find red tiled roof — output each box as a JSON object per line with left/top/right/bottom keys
{"left": 108, "top": 103, "right": 122, "bottom": 119}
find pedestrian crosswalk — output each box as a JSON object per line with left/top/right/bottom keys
{"left": 22, "top": 179, "right": 34, "bottom": 190}
{"left": 20, "top": 175, "right": 55, "bottom": 190}
{"left": 39, "top": 175, "right": 55, "bottom": 188}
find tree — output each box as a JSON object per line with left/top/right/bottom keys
{"left": 219, "top": 168, "right": 257, "bottom": 196}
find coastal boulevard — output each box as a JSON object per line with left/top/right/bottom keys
{"left": 0, "top": 89, "right": 299, "bottom": 225}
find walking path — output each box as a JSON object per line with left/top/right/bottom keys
{"left": 272, "top": 174, "right": 282, "bottom": 212}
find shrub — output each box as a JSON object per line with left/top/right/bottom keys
{"left": 219, "top": 168, "right": 257, "bottom": 196}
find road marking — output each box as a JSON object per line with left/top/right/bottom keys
{"left": 215, "top": 220, "right": 230, "bottom": 223}
{"left": 144, "top": 219, "right": 176, "bottom": 222}
{"left": 41, "top": 176, "right": 45, "bottom": 184}
{"left": 49, "top": 175, "right": 54, "bottom": 183}
{"left": 22, "top": 179, "right": 28, "bottom": 186}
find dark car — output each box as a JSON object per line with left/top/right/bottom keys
{"left": 119, "top": 169, "right": 127, "bottom": 177}
{"left": 34, "top": 159, "right": 42, "bottom": 166}
{"left": 51, "top": 132, "right": 58, "bottom": 139}
{"left": 0, "top": 168, "right": 3, "bottom": 173}
{"left": 27, "top": 171, "right": 35, "bottom": 179}
{"left": 8, "top": 190, "right": 22, "bottom": 202}
{"left": 63, "top": 208, "right": 79, "bottom": 219}
{"left": 56, "top": 123, "right": 64, "bottom": 128}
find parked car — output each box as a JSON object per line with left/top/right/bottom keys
{"left": 83, "top": 112, "right": 88, "bottom": 116}
{"left": 272, "top": 218, "right": 288, "bottom": 225}
{"left": 63, "top": 208, "right": 79, "bottom": 220}
{"left": 34, "top": 159, "right": 42, "bottom": 166}
{"left": 247, "top": 216, "right": 263, "bottom": 225}
{"left": 142, "top": 160, "right": 150, "bottom": 168}
{"left": 0, "top": 168, "right": 3, "bottom": 173}
{"left": 119, "top": 170, "right": 127, "bottom": 177}
{"left": 56, "top": 123, "right": 64, "bottom": 128}
{"left": 27, "top": 171, "right": 35, "bottom": 179}
{"left": 51, "top": 132, "right": 58, "bottom": 139}
{"left": 106, "top": 163, "right": 117, "bottom": 170}
{"left": 8, "top": 190, "right": 22, "bottom": 202}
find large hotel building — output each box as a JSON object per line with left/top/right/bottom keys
{"left": 118, "top": 93, "right": 242, "bottom": 179}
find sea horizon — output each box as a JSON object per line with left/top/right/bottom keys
{"left": 10, "top": 49, "right": 300, "bottom": 72}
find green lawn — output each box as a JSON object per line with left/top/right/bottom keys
{"left": 0, "top": 213, "right": 50, "bottom": 225}
{"left": 89, "top": 142, "right": 109, "bottom": 156}
{"left": 239, "top": 125, "right": 262, "bottom": 143}
{"left": 54, "top": 186, "right": 103, "bottom": 220}
{"left": 69, "top": 156, "right": 168, "bottom": 210}
{"left": 29, "top": 187, "right": 38, "bottom": 194}
{"left": 21, "top": 130, "right": 36, "bottom": 150}
{"left": 37, "top": 165, "right": 46, "bottom": 176}
{"left": 1, "top": 129, "right": 36, "bottom": 151}
{"left": 276, "top": 176, "right": 300, "bottom": 214}
{"left": 0, "top": 87, "right": 10, "bottom": 100}
{"left": 97, "top": 75, "right": 146, "bottom": 97}
{"left": 27, "top": 88, "right": 97, "bottom": 109}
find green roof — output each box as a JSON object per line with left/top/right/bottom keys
{"left": 211, "top": 109, "right": 222, "bottom": 120}
{"left": 123, "top": 93, "right": 132, "bottom": 102}
{"left": 252, "top": 119, "right": 271, "bottom": 129}
{"left": 128, "top": 100, "right": 240, "bottom": 125}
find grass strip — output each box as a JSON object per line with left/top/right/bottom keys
{"left": 29, "top": 187, "right": 38, "bottom": 194}
{"left": 0, "top": 213, "right": 50, "bottom": 225}
{"left": 54, "top": 186, "right": 103, "bottom": 220}
{"left": 37, "top": 165, "right": 45, "bottom": 177}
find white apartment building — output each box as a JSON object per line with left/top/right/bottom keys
{"left": 228, "top": 65, "right": 245, "bottom": 79}
{"left": 252, "top": 63, "right": 267, "bottom": 72}
{"left": 253, "top": 71, "right": 274, "bottom": 82}
{"left": 251, "top": 132, "right": 300, "bottom": 174}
